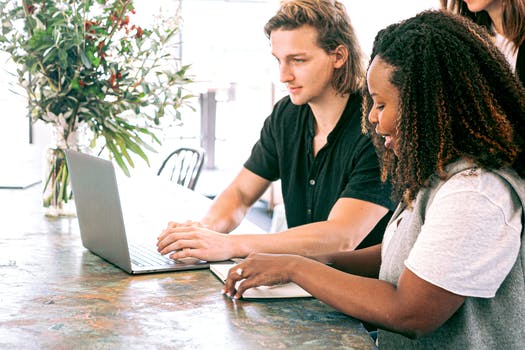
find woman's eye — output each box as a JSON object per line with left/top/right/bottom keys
{"left": 376, "top": 104, "right": 384, "bottom": 111}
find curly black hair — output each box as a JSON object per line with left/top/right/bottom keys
{"left": 362, "top": 10, "right": 525, "bottom": 205}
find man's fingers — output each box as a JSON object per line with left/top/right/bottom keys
{"left": 169, "top": 247, "right": 203, "bottom": 260}
{"left": 157, "top": 227, "right": 201, "bottom": 250}
{"left": 159, "top": 238, "right": 200, "bottom": 255}
{"left": 159, "top": 221, "right": 203, "bottom": 239}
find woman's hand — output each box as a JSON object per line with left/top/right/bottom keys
{"left": 223, "top": 253, "right": 305, "bottom": 299}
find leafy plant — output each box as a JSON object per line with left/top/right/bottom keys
{"left": 0, "top": 0, "right": 195, "bottom": 176}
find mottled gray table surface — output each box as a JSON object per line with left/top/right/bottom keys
{"left": 0, "top": 183, "right": 375, "bottom": 349}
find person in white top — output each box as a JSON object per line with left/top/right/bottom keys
{"left": 222, "top": 10, "right": 525, "bottom": 349}
{"left": 441, "top": 0, "right": 525, "bottom": 83}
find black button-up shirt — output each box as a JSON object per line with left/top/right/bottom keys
{"left": 244, "top": 92, "right": 394, "bottom": 248}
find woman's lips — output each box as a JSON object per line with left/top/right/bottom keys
{"left": 384, "top": 135, "right": 393, "bottom": 149}
{"left": 375, "top": 127, "right": 393, "bottom": 149}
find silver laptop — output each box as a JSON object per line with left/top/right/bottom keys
{"left": 65, "top": 149, "right": 209, "bottom": 274}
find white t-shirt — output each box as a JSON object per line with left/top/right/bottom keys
{"left": 384, "top": 168, "right": 522, "bottom": 298}
{"left": 494, "top": 28, "right": 518, "bottom": 73}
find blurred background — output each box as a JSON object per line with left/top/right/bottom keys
{"left": 0, "top": 0, "right": 437, "bottom": 217}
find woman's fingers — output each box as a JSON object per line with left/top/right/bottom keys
{"left": 224, "top": 263, "right": 247, "bottom": 296}
{"left": 223, "top": 254, "right": 298, "bottom": 298}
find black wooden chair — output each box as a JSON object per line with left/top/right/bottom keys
{"left": 157, "top": 147, "right": 206, "bottom": 190}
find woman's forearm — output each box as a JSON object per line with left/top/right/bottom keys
{"left": 315, "top": 244, "right": 382, "bottom": 277}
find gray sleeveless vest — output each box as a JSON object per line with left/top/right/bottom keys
{"left": 378, "top": 160, "right": 525, "bottom": 349}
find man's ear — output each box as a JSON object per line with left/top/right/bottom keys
{"left": 332, "top": 44, "right": 348, "bottom": 69}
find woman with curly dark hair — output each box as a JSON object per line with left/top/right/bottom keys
{"left": 441, "top": 0, "right": 525, "bottom": 83}
{"left": 223, "top": 10, "right": 525, "bottom": 349}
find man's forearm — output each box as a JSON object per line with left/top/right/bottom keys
{"left": 230, "top": 221, "right": 361, "bottom": 257}
{"left": 201, "top": 192, "right": 250, "bottom": 233}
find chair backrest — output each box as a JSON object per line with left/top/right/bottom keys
{"left": 157, "top": 147, "right": 206, "bottom": 190}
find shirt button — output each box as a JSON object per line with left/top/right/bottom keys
{"left": 309, "top": 179, "right": 316, "bottom": 186}
{"left": 307, "top": 209, "right": 312, "bottom": 215}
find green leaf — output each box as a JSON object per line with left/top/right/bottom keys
{"left": 80, "top": 50, "right": 92, "bottom": 69}
{"left": 106, "top": 140, "right": 130, "bottom": 177}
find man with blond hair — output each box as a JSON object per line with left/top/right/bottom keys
{"left": 157, "top": 0, "right": 394, "bottom": 261}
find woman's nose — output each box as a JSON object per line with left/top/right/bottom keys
{"left": 368, "top": 109, "right": 377, "bottom": 124}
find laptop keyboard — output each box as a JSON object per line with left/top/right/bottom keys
{"left": 129, "top": 243, "right": 179, "bottom": 267}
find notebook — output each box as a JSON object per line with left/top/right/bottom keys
{"left": 210, "top": 263, "right": 312, "bottom": 299}
{"left": 65, "top": 149, "right": 210, "bottom": 274}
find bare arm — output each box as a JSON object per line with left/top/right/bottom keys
{"left": 225, "top": 252, "right": 465, "bottom": 338}
{"left": 158, "top": 195, "right": 389, "bottom": 261}
{"left": 229, "top": 197, "right": 389, "bottom": 257}
{"left": 202, "top": 167, "right": 271, "bottom": 233}
{"left": 316, "top": 244, "right": 383, "bottom": 278}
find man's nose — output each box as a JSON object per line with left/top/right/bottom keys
{"left": 279, "top": 64, "right": 293, "bottom": 83}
